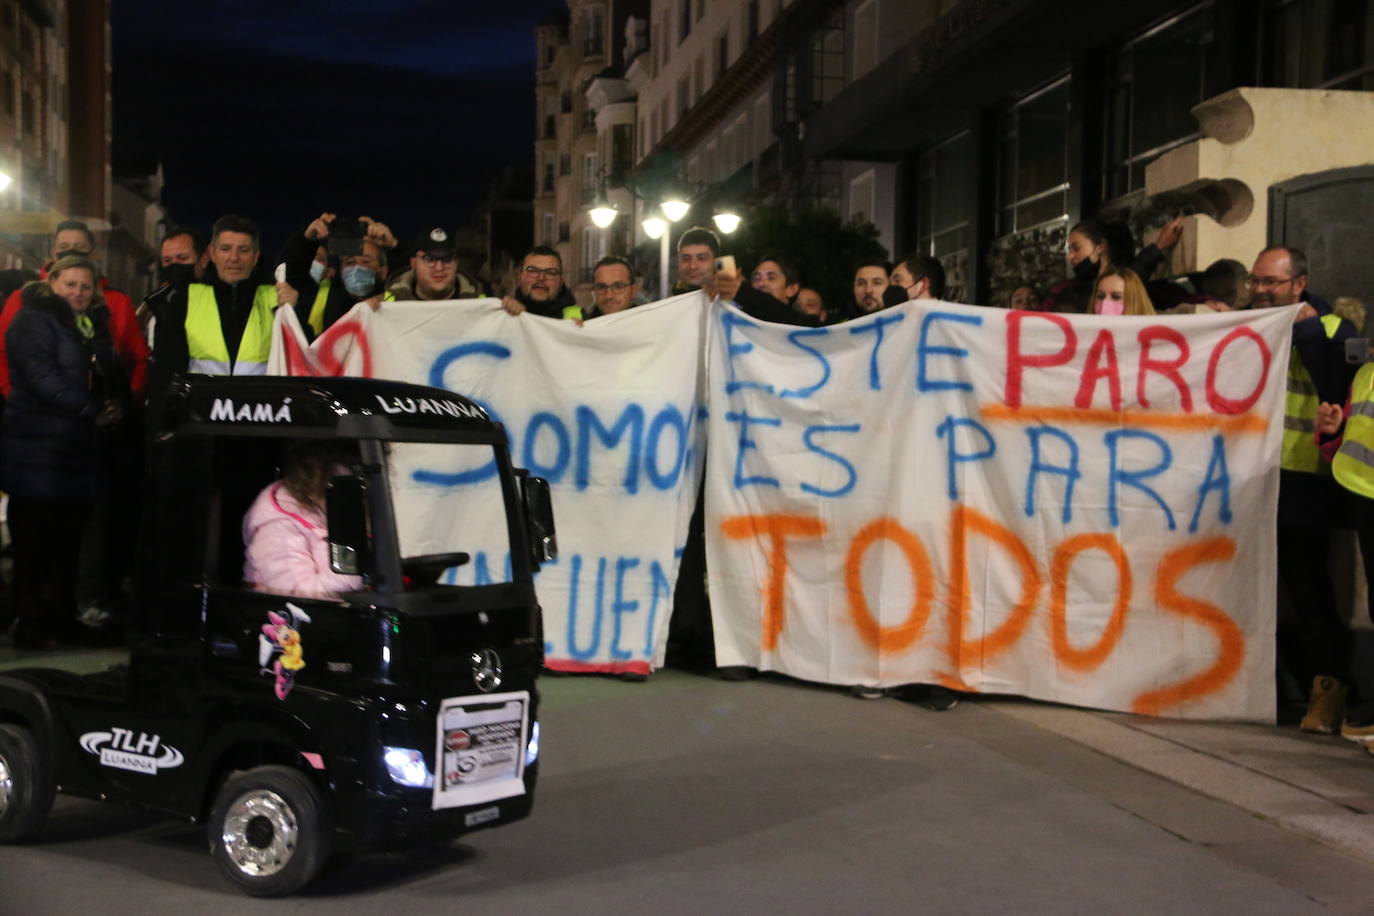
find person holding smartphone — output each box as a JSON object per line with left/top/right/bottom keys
{"left": 276, "top": 213, "right": 398, "bottom": 338}
{"left": 674, "top": 227, "right": 816, "bottom": 327}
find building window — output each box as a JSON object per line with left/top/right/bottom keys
{"left": 745, "top": 0, "right": 760, "bottom": 41}
{"left": 2, "top": 70, "right": 13, "bottom": 117}
{"left": 754, "top": 93, "right": 771, "bottom": 154}
{"left": 581, "top": 153, "right": 598, "bottom": 205}
{"left": 677, "top": 77, "right": 690, "bottom": 119}
{"left": 584, "top": 6, "right": 605, "bottom": 57}
{"left": 996, "top": 77, "right": 1070, "bottom": 236}
{"left": 680, "top": 0, "right": 691, "bottom": 43}
{"left": 543, "top": 162, "right": 555, "bottom": 193}
{"left": 849, "top": 169, "right": 876, "bottom": 224}
{"left": 543, "top": 213, "right": 556, "bottom": 246}
{"left": 581, "top": 228, "right": 600, "bottom": 285}
{"left": 916, "top": 129, "right": 975, "bottom": 259}
{"left": 715, "top": 32, "right": 729, "bottom": 79}
{"left": 611, "top": 123, "right": 633, "bottom": 175}
{"left": 735, "top": 111, "right": 750, "bottom": 168}
{"left": 1264, "top": 0, "right": 1374, "bottom": 89}
{"left": 852, "top": 0, "right": 879, "bottom": 81}
{"left": 694, "top": 55, "right": 705, "bottom": 101}
{"left": 560, "top": 154, "right": 572, "bottom": 176}
{"left": 1105, "top": 4, "right": 1215, "bottom": 199}
{"left": 811, "top": 11, "right": 846, "bottom": 106}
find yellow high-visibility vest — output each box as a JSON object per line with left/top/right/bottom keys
{"left": 307, "top": 278, "right": 331, "bottom": 337}
{"left": 1334, "top": 360, "right": 1374, "bottom": 498}
{"left": 185, "top": 283, "right": 277, "bottom": 376}
{"left": 1281, "top": 312, "right": 1343, "bottom": 474}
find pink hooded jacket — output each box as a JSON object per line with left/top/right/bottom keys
{"left": 242, "top": 482, "right": 364, "bottom": 598}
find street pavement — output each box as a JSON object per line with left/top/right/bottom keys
{"left": 4, "top": 647, "right": 1374, "bottom": 913}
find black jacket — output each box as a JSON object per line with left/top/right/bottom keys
{"left": 674, "top": 278, "right": 818, "bottom": 327}
{"left": 515, "top": 284, "right": 579, "bottom": 319}
{"left": 0, "top": 284, "right": 127, "bottom": 501}
{"left": 1277, "top": 293, "right": 1357, "bottom": 527}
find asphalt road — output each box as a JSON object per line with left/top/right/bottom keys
{"left": 4, "top": 668, "right": 1374, "bottom": 914}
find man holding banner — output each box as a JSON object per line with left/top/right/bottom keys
{"left": 1250, "top": 245, "right": 1360, "bottom": 734}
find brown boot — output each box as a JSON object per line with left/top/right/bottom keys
{"left": 1300, "top": 676, "right": 1347, "bottom": 735}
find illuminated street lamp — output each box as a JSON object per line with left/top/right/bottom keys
{"left": 712, "top": 209, "right": 741, "bottom": 235}
{"left": 588, "top": 196, "right": 618, "bottom": 229}
{"left": 641, "top": 216, "right": 666, "bottom": 239}
{"left": 660, "top": 196, "right": 691, "bottom": 224}
{"left": 0, "top": 170, "right": 11, "bottom": 193}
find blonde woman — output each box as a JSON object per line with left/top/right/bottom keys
{"left": 1092, "top": 266, "right": 1155, "bottom": 316}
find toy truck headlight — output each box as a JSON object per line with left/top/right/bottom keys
{"left": 383, "top": 747, "right": 434, "bottom": 788}
{"left": 525, "top": 721, "right": 540, "bottom": 767}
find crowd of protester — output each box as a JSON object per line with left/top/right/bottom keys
{"left": 1, "top": 207, "right": 1372, "bottom": 749}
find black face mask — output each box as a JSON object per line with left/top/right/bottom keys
{"left": 1072, "top": 256, "right": 1099, "bottom": 282}
{"left": 158, "top": 262, "right": 195, "bottom": 287}
{"left": 882, "top": 282, "right": 911, "bottom": 309}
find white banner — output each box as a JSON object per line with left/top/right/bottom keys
{"left": 704, "top": 300, "right": 1293, "bottom": 721}
{"left": 271, "top": 296, "right": 707, "bottom": 675}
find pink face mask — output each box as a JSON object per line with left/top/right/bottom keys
{"left": 1097, "top": 298, "right": 1124, "bottom": 316}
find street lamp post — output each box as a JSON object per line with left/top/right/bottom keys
{"left": 641, "top": 215, "right": 669, "bottom": 295}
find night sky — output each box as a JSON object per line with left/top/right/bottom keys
{"left": 112, "top": 0, "right": 564, "bottom": 256}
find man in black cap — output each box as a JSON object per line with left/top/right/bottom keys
{"left": 386, "top": 226, "right": 486, "bottom": 302}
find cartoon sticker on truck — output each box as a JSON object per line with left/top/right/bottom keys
{"left": 258, "top": 603, "right": 312, "bottom": 700}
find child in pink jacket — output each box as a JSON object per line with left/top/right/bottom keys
{"left": 242, "top": 441, "right": 364, "bottom": 598}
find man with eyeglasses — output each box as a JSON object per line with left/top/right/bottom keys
{"left": 585, "top": 256, "right": 640, "bottom": 319}
{"left": 385, "top": 226, "right": 487, "bottom": 303}
{"left": 1248, "top": 245, "right": 1360, "bottom": 735}
{"left": 500, "top": 245, "right": 581, "bottom": 320}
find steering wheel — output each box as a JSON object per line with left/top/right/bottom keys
{"left": 401, "top": 552, "right": 471, "bottom": 588}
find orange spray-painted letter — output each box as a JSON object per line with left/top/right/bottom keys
{"left": 845, "top": 518, "right": 935, "bottom": 654}
{"left": 1132, "top": 537, "right": 1243, "bottom": 716}
{"left": 945, "top": 505, "right": 1043, "bottom": 687}
{"left": 1049, "top": 533, "right": 1131, "bottom": 672}
{"left": 720, "top": 514, "right": 825, "bottom": 651}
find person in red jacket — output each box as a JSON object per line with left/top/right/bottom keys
{"left": 0, "top": 219, "right": 148, "bottom": 402}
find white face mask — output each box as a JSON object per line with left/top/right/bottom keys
{"left": 309, "top": 260, "right": 327, "bottom": 284}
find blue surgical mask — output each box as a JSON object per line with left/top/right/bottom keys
{"left": 309, "top": 260, "right": 327, "bottom": 284}
{"left": 341, "top": 265, "right": 376, "bottom": 298}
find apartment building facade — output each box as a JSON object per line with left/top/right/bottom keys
{"left": 544, "top": 0, "right": 1374, "bottom": 306}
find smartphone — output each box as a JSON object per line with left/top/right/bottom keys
{"left": 1346, "top": 337, "right": 1374, "bottom": 364}
{"left": 714, "top": 255, "right": 736, "bottom": 275}
{"left": 326, "top": 217, "right": 364, "bottom": 257}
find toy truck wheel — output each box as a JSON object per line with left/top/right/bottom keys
{"left": 209, "top": 765, "right": 333, "bottom": 897}
{"left": 0, "top": 723, "right": 54, "bottom": 843}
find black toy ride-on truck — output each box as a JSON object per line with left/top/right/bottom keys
{"left": 0, "top": 374, "right": 556, "bottom": 896}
